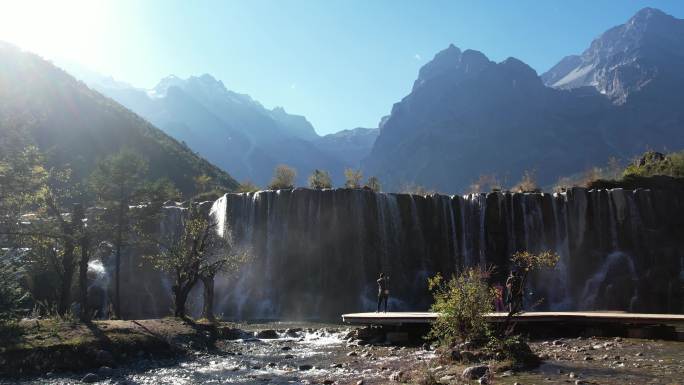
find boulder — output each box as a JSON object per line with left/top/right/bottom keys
{"left": 462, "top": 365, "right": 489, "bottom": 380}
{"left": 389, "top": 371, "right": 404, "bottom": 381}
{"left": 298, "top": 364, "right": 313, "bottom": 371}
{"left": 255, "top": 329, "right": 279, "bottom": 339}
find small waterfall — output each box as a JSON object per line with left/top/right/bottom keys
{"left": 87, "top": 258, "right": 110, "bottom": 317}
{"left": 580, "top": 251, "right": 639, "bottom": 310}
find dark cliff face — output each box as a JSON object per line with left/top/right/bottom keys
{"left": 363, "top": 8, "right": 684, "bottom": 194}
{"left": 363, "top": 45, "right": 610, "bottom": 193}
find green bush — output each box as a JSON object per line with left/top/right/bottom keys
{"left": 427, "top": 268, "right": 494, "bottom": 346}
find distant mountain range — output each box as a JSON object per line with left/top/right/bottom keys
{"left": 64, "top": 67, "right": 378, "bottom": 186}
{"left": 0, "top": 42, "right": 238, "bottom": 195}
{"left": 6, "top": 7, "right": 683, "bottom": 194}
{"left": 363, "top": 7, "right": 684, "bottom": 192}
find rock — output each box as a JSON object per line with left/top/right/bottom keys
{"left": 568, "top": 372, "right": 577, "bottom": 379}
{"left": 323, "top": 380, "right": 334, "bottom": 385}
{"left": 95, "top": 350, "right": 115, "bottom": 366}
{"left": 281, "top": 346, "right": 292, "bottom": 351}
{"left": 635, "top": 352, "right": 643, "bottom": 356}
{"left": 439, "top": 375, "right": 455, "bottom": 382}
{"left": 219, "top": 327, "right": 247, "bottom": 340}
{"left": 298, "top": 364, "right": 313, "bottom": 371}
{"left": 255, "top": 329, "right": 279, "bottom": 339}
{"left": 552, "top": 339, "right": 563, "bottom": 346}
{"left": 97, "top": 366, "right": 114, "bottom": 377}
{"left": 583, "top": 356, "right": 593, "bottom": 361}
{"left": 460, "top": 350, "right": 476, "bottom": 362}
{"left": 347, "top": 351, "right": 358, "bottom": 357}
{"left": 478, "top": 376, "right": 489, "bottom": 384}
{"left": 356, "top": 381, "right": 364, "bottom": 385}
{"left": 81, "top": 373, "right": 99, "bottom": 383}
{"left": 283, "top": 354, "right": 294, "bottom": 359}
{"left": 389, "top": 371, "right": 404, "bottom": 381}
{"left": 450, "top": 350, "right": 461, "bottom": 361}
{"left": 462, "top": 365, "right": 489, "bottom": 380}
{"left": 330, "top": 363, "right": 342, "bottom": 368}
{"left": 575, "top": 381, "right": 588, "bottom": 385}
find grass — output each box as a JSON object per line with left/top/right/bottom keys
{"left": 0, "top": 317, "right": 238, "bottom": 377}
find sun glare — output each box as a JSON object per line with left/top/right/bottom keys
{"left": 0, "top": 0, "right": 109, "bottom": 64}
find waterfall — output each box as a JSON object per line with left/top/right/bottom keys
{"left": 139, "top": 187, "right": 683, "bottom": 319}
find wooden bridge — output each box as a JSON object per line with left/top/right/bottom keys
{"left": 341, "top": 311, "right": 684, "bottom": 340}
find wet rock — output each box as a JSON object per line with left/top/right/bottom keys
{"left": 286, "top": 328, "right": 303, "bottom": 337}
{"left": 478, "top": 376, "right": 489, "bottom": 384}
{"left": 298, "top": 364, "right": 313, "bottom": 371}
{"left": 255, "top": 329, "right": 279, "bottom": 339}
{"left": 330, "top": 363, "right": 342, "bottom": 368}
{"left": 439, "top": 375, "right": 455, "bottom": 382}
{"left": 552, "top": 340, "right": 563, "bottom": 346}
{"left": 347, "top": 351, "right": 358, "bottom": 357}
{"left": 462, "top": 365, "right": 489, "bottom": 380}
{"left": 97, "top": 366, "right": 114, "bottom": 377}
{"left": 81, "top": 373, "right": 99, "bottom": 383}
{"left": 356, "top": 381, "right": 364, "bottom": 385}
{"left": 568, "top": 372, "right": 577, "bottom": 379}
{"left": 283, "top": 354, "right": 294, "bottom": 359}
{"left": 281, "top": 346, "right": 292, "bottom": 351}
{"left": 219, "top": 327, "right": 247, "bottom": 340}
{"left": 635, "top": 352, "right": 643, "bottom": 356}
{"left": 322, "top": 380, "right": 335, "bottom": 385}
{"left": 583, "top": 356, "right": 593, "bottom": 361}
{"left": 389, "top": 370, "right": 404, "bottom": 381}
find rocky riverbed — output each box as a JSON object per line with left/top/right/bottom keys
{"left": 1, "top": 321, "right": 682, "bottom": 385}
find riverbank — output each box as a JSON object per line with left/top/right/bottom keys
{"left": 0, "top": 317, "right": 245, "bottom": 377}
{"left": 2, "top": 319, "right": 683, "bottom": 384}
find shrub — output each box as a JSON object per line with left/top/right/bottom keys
{"left": 427, "top": 268, "right": 494, "bottom": 346}
{"left": 468, "top": 174, "right": 502, "bottom": 193}
{"left": 237, "top": 180, "right": 260, "bottom": 193}
{"left": 365, "top": 176, "right": 381, "bottom": 192}
{"left": 268, "top": 165, "right": 296, "bottom": 190}
{"left": 512, "top": 170, "right": 539, "bottom": 193}
{"left": 308, "top": 169, "right": 332, "bottom": 189}
{"left": 344, "top": 168, "right": 363, "bottom": 188}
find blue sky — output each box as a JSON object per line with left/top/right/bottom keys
{"left": 1, "top": 1, "right": 683, "bottom": 135}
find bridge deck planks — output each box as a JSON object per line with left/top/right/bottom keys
{"left": 341, "top": 311, "right": 684, "bottom": 326}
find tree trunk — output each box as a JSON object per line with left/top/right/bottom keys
{"left": 57, "top": 206, "right": 78, "bottom": 316}
{"left": 201, "top": 274, "right": 215, "bottom": 321}
{"left": 114, "top": 201, "right": 124, "bottom": 319}
{"left": 174, "top": 285, "right": 191, "bottom": 318}
{"left": 78, "top": 231, "right": 90, "bottom": 320}
{"left": 58, "top": 240, "right": 75, "bottom": 316}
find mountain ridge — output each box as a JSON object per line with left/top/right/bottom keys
{"left": 0, "top": 41, "right": 239, "bottom": 195}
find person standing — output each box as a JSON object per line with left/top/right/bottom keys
{"left": 377, "top": 273, "right": 389, "bottom": 313}
{"left": 506, "top": 270, "right": 523, "bottom": 313}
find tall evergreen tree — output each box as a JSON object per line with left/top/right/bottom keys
{"left": 89, "top": 149, "right": 148, "bottom": 319}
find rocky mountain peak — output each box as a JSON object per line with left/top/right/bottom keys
{"left": 412, "top": 45, "right": 492, "bottom": 90}
{"left": 542, "top": 7, "right": 684, "bottom": 103}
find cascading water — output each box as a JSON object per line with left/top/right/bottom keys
{"left": 121, "top": 187, "right": 682, "bottom": 319}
